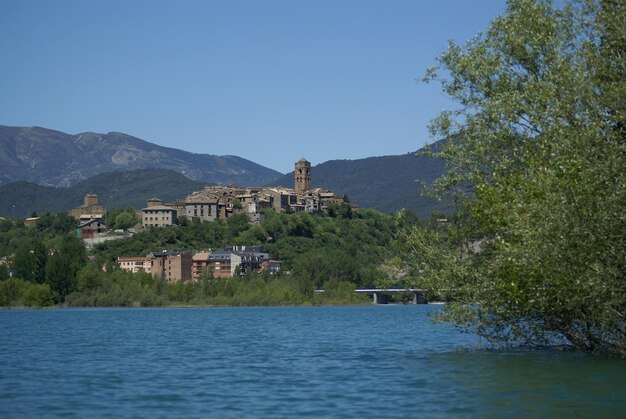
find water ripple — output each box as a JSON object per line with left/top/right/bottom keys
{"left": 1, "top": 306, "right": 624, "bottom": 418}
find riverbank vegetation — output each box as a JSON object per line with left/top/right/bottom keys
{"left": 400, "top": 0, "right": 625, "bottom": 356}
{"left": 0, "top": 206, "right": 395, "bottom": 308}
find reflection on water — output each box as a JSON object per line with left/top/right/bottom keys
{"left": 425, "top": 350, "right": 625, "bottom": 417}
{"left": 1, "top": 306, "right": 624, "bottom": 418}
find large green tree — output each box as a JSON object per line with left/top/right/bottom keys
{"left": 13, "top": 244, "right": 36, "bottom": 282}
{"left": 45, "top": 235, "right": 86, "bottom": 302}
{"left": 407, "top": 0, "right": 625, "bottom": 355}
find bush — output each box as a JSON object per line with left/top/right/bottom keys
{"left": 0, "top": 279, "right": 54, "bottom": 308}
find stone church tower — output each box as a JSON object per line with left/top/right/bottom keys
{"left": 294, "top": 158, "right": 311, "bottom": 193}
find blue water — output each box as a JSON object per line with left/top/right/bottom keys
{"left": 1, "top": 306, "right": 624, "bottom": 418}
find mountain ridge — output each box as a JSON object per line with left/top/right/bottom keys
{"left": 0, "top": 124, "right": 449, "bottom": 218}
{"left": 0, "top": 169, "right": 209, "bottom": 217}
{"left": 0, "top": 125, "right": 282, "bottom": 187}
{"left": 270, "top": 150, "right": 448, "bottom": 218}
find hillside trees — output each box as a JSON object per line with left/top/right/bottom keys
{"left": 107, "top": 207, "right": 140, "bottom": 230}
{"left": 1, "top": 202, "right": 401, "bottom": 306}
{"left": 94, "top": 208, "right": 396, "bottom": 289}
{"left": 0, "top": 214, "right": 83, "bottom": 306}
{"left": 407, "top": 0, "right": 625, "bottom": 355}
{"left": 45, "top": 235, "right": 86, "bottom": 302}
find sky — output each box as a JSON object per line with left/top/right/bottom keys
{"left": 1, "top": 0, "right": 507, "bottom": 174}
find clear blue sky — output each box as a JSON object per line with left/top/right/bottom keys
{"left": 1, "top": 0, "right": 506, "bottom": 174}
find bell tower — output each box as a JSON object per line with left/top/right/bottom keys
{"left": 294, "top": 158, "right": 311, "bottom": 193}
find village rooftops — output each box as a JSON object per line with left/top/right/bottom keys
{"left": 186, "top": 195, "right": 220, "bottom": 203}
{"left": 79, "top": 218, "right": 105, "bottom": 227}
{"left": 263, "top": 187, "right": 296, "bottom": 194}
{"left": 144, "top": 198, "right": 176, "bottom": 210}
{"left": 208, "top": 250, "right": 232, "bottom": 262}
{"left": 147, "top": 250, "right": 185, "bottom": 258}
{"left": 192, "top": 252, "right": 210, "bottom": 262}
{"left": 186, "top": 185, "right": 263, "bottom": 199}
{"left": 142, "top": 204, "right": 177, "bottom": 211}
{"left": 79, "top": 214, "right": 104, "bottom": 220}
{"left": 117, "top": 256, "right": 147, "bottom": 262}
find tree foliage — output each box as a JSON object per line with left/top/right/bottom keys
{"left": 0, "top": 191, "right": 403, "bottom": 308}
{"left": 408, "top": 0, "right": 625, "bottom": 355}
{"left": 45, "top": 235, "right": 86, "bottom": 302}
{"left": 61, "top": 260, "right": 368, "bottom": 307}
{"left": 93, "top": 208, "right": 397, "bottom": 289}
{"left": 0, "top": 279, "right": 53, "bottom": 308}
{"left": 107, "top": 207, "right": 140, "bottom": 230}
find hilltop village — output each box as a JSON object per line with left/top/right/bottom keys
{"left": 64, "top": 158, "right": 352, "bottom": 282}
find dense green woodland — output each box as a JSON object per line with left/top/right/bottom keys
{"left": 0, "top": 206, "right": 412, "bottom": 308}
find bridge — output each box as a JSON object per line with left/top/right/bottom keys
{"left": 355, "top": 288, "right": 428, "bottom": 305}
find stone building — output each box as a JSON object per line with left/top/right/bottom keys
{"left": 185, "top": 195, "right": 222, "bottom": 223}
{"left": 116, "top": 246, "right": 280, "bottom": 281}
{"left": 191, "top": 251, "right": 210, "bottom": 281}
{"left": 206, "top": 246, "right": 270, "bottom": 278}
{"left": 80, "top": 217, "right": 107, "bottom": 239}
{"left": 230, "top": 247, "right": 270, "bottom": 276}
{"left": 142, "top": 198, "right": 178, "bottom": 228}
{"left": 117, "top": 257, "right": 148, "bottom": 273}
{"left": 139, "top": 158, "right": 347, "bottom": 227}
{"left": 146, "top": 250, "right": 193, "bottom": 282}
{"left": 259, "top": 187, "right": 297, "bottom": 213}
{"left": 69, "top": 194, "right": 106, "bottom": 220}
{"left": 206, "top": 249, "right": 233, "bottom": 278}
{"left": 294, "top": 158, "right": 311, "bottom": 193}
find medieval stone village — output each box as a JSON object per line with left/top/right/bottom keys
{"left": 59, "top": 158, "right": 351, "bottom": 282}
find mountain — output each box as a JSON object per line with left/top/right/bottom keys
{"left": 0, "top": 125, "right": 282, "bottom": 187}
{"left": 271, "top": 149, "right": 448, "bottom": 219}
{"left": 0, "top": 169, "right": 208, "bottom": 217}
{"left": 0, "top": 123, "right": 449, "bottom": 217}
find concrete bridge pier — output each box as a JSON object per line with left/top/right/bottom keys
{"left": 372, "top": 292, "right": 389, "bottom": 305}
{"left": 412, "top": 291, "right": 427, "bottom": 304}
{"left": 354, "top": 288, "right": 428, "bottom": 305}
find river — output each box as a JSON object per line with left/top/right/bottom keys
{"left": 1, "top": 305, "right": 624, "bottom": 417}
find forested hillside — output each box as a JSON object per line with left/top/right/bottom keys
{"left": 0, "top": 169, "right": 208, "bottom": 217}
{"left": 0, "top": 206, "right": 412, "bottom": 307}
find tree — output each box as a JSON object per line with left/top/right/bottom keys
{"left": 107, "top": 207, "right": 139, "bottom": 230}
{"left": 226, "top": 213, "right": 251, "bottom": 239}
{"left": 45, "top": 235, "right": 86, "bottom": 303}
{"left": 77, "top": 262, "right": 104, "bottom": 296}
{"left": 115, "top": 212, "right": 138, "bottom": 231}
{"left": 235, "top": 224, "right": 268, "bottom": 245}
{"left": 0, "top": 264, "right": 9, "bottom": 281}
{"left": 326, "top": 202, "right": 353, "bottom": 219}
{"left": 32, "top": 240, "right": 48, "bottom": 284}
{"left": 408, "top": 0, "right": 625, "bottom": 355}
{"left": 13, "top": 245, "right": 34, "bottom": 282}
